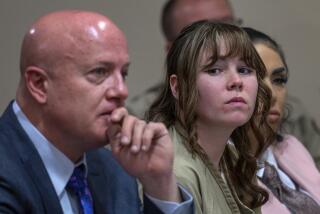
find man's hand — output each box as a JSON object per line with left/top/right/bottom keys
{"left": 107, "top": 107, "right": 181, "bottom": 202}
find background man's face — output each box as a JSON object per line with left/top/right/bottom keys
{"left": 171, "top": 0, "right": 234, "bottom": 41}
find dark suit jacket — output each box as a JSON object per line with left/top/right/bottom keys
{"left": 0, "top": 103, "right": 162, "bottom": 214}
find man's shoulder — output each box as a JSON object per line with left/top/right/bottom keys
{"left": 0, "top": 130, "right": 46, "bottom": 213}
{"left": 0, "top": 102, "right": 23, "bottom": 143}
{"left": 0, "top": 105, "right": 24, "bottom": 166}
{"left": 0, "top": 103, "right": 35, "bottom": 166}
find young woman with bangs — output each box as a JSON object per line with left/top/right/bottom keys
{"left": 147, "top": 21, "right": 274, "bottom": 213}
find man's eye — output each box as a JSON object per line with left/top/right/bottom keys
{"left": 122, "top": 69, "right": 128, "bottom": 80}
{"left": 87, "top": 67, "right": 109, "bottom": 84}
{"left": 92, "top": 68, "right": 107, "bottom": 77}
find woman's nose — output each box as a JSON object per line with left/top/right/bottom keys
{"left": 227, "top": 72, "right": 243, "bottom": 91}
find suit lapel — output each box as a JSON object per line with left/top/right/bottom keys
{"left": 23, "top": 155, "right": 64, "bottom": 214}
{"left": 86, "top": 149, "right": 142, "bottom": 214}
{"left": 3, "top": 103, "right": 63, "bottom": 214}
{"left": 88, "top": 170, "right": 110, "bottom": 214}
{"left": 87, "top": 153, "right": 113, "bottom": 214}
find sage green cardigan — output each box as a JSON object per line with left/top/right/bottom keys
{"left": 171, "top": 127, "right": 261, "bottom": 214}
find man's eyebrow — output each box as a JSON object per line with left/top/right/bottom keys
{"left": 94, "top": 61, "right": 130, "bottom": 68}
{"left": 123, "top": 62, "right": 130, "bottom": 68}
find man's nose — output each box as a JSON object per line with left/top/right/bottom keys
{"left": 227, "top": 71, "right": 243, "bottom": 91}
{"left": 105, "top": 72, "right": 128, "bottom": 102}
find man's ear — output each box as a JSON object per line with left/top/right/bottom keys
{"left": 169, "top": 74, "right": 178, "bottom": 99}
{"left": 24, "top": 66, "right": 49, "bottom": 104}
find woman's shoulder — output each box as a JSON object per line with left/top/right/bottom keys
{"left": 169, "top": 126, "right": 205, "bottom": 174}
{"left": 169, "top": 126, "right": 215, "bottom": 188}
{"left": 272, "top": 134, "right": 318, "bottom": 173}
{"left": 273, "top": 134, "right": 313, "bottom": 159}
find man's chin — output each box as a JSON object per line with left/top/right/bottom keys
{"left": 85, "top": 133, "right": 109, "bottom": 150}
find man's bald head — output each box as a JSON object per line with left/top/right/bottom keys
{"left": 20, "top": 10, "right": 126, "bottom": 74}
{"left": 161, "top": 0, "right": 235, "bottom": 43}
{"left": 17, "top": 10, "right": 130, "bottom": 156}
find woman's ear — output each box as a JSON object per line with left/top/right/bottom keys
{"left": 24, "top": 66, "right": 49, "bottom": 104}
{"left": 170, "top": 74, "right": 178, "bottom": 99}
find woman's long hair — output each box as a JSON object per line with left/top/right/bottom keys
{"left": 243, "top": 27, "right": 290, "bottom": 141}
{"left": 146, "top": 21, "right": 274, "bottom": 208}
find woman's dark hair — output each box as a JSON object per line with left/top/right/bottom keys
{"left": 242, "top": 27, "right": 288, "bottom": 73}
{"left": 147, "top": 21, "right": 274, "bottom": 208}
{"left": 243, "top": 27, "right": 290, "bottom": 138}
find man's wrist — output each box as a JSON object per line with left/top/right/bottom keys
{"left": 144, "top": 184, "right": 194, "bottom": 214}
{"left": 141, "top": 173, "right": 181, "bottom": 203}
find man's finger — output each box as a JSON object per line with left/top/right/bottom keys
{"left": 107, "top": 123, "right": 122, "bottom": 153}
{"left": 110, "top": 107, "right": 128, "bottom": 123}
{"left": 131, "top": 120, "right": 146, "bottom": 153}
{"left": 142, "top": 122, "right": 168, "bottom": 151}
{"left": 120, "top": 115, "right": 136, "bottom": 145}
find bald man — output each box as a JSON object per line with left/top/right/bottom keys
{"left": 0, "top": 10, "right": 193, "bottom": 214}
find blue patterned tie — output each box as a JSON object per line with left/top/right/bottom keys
{"left": 67, "top": 165, "right": 94, "bottom": 214}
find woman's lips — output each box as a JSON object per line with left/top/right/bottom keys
{"left": 225, "top": 97, "right": 247, "bottom": 108}
{"left": 226, "top": 97, "right": 246, "bottom": 104}
{"left": 268, "top": 110, "right": 281, "bottom": 123}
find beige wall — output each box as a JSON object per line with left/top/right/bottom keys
{"left": 1, "top": 0, "right": 319, "bottom": 125}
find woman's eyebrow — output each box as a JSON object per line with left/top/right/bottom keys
{"left": 272, "top": 67, "right": 287, "bottom": 75}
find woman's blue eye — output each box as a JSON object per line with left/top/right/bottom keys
{"left": 206, "top": 68, "right": 221, "bottom": 75}
{"left": 238, "top": 67, "right": 253, "bottom": 74}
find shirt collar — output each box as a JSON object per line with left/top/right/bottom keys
{"left": 257, "top": 146, "right": 278, "bottom": 178}
{"left": 12, "top": 101, "right": 88, "bottom": 198}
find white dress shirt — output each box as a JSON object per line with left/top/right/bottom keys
{"left": 257, "top": 147, "right": 297, "bottom": 189}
